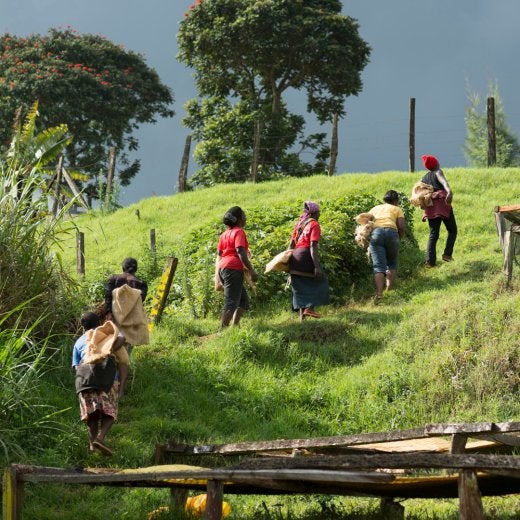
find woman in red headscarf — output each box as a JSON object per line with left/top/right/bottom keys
{"left": 288, "top": 201, "right": 329, "bottom": 321}
{"left": 420, "top": 155, "right": 457, "bottom": 267}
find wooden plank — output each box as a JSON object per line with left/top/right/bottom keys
{"left": 164, "top": 422, "right": 520, "bottom": 457}
{"left": 458, "top": 469, "right": 484, "bottom": 520}
{"left": 477, "top": 433, "right": 520, "bottom": 447}
{"left": 164, "top": 427, "right": 429, "bottom": 455}
{"left": 61, "top": 166, "right": 89, "bottom": 209}
{"left": 495, "top": 204, "right": 520, "bottom": 213}
{"left": 2, "top": 466, "right": 23, "bottom": 520}
{"left": 231, "top": 453, "right": 520, "bottom": 472}
{"left": 425, "top": 422, "right": 494, "bottom": 435}
{"left": 205, "top": 480, "right": 224, "bottom": 520}
{"left": 14, "top": 466, "right": 392, "bottom": 485}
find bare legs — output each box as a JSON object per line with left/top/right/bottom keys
{"left": 373, "top": 269, "right": 397, "bottom": 303}
{"left": 86, "top": 410, "right": 114, "bottom": 455}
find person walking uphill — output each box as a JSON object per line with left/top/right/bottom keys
{"left": 420, "top": 155, "right": 457, "bottom": 267}
{"left": 104, "top": 257, "right": 149, "bottom": 355}
{"left": 216, "top": 206, "right": 258, "bottom": 328}
{"left": 72, "top": 312, "right": 127, "bottom": 456}
{"left": 367, "top": 190, "right": 406, "bottom": 304}
{"left": 288, "top": 201, "right": 330, "bottom": 321}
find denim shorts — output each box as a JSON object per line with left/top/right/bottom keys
{"left": 368, "top": 227, "right": 400, "bottom": 273}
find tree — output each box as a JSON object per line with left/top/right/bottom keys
{"left": 183, "top": 96, "right": 329, "bottom": 186}
{"left": 463, "top": 80, "right": 520, "bottom": 167}
{"left": 178, "top": 0, "right": 370, "bottom": 184}
{"left": 0, "top": 28, "right": 174, "bottom": 199}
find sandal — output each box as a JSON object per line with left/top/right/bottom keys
{"left": 442, "top": 255, "right": 453, "bottom": 262}
{"left": 373, "top": 295, "right": 383, "bottom": 305}
{"left": 303, "top": 308, "right": 321, "bottom": 318}
{"left": 93, "top": 439, "right": 113, "bottom": 456}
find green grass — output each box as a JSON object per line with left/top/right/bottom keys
{"left": 8, "top": 167, "right": 520, "bottom": 518}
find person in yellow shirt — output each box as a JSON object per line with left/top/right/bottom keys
{"left": 368, "top": 190, "right": 406, "bottom": 304}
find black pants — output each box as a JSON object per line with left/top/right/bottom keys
{"left": 426, "top": 209, "right": 457, "bottom": 265}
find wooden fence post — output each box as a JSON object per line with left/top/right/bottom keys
{"left": 3, "top": 466, "right": 23, "bottom": 520}
{"left": 409, "top": 97, "right": 415, "bottom": 172}
{"left": 250, "top": 119, "right": 262, "bottom": 183}
{"left": 76, "top": 231, "right": 85, "bottom": 276}
{"left": 178, "top": 135, "right": 191, "bottom": 193}
{"left": 328, "top": 113, "right": 338, "bottom": 176}
{"left": 150, "top": 228, "right": 156, "bottom": 266}
{"left": 52, "top": 155, "right": 64, "bottom": 217}
{"left": 204, "top": 479, "right": 224, "bottom": 520}
{"left": 487, "top": 96, "right": 496, "bottom": 167}
{"left": 451, "top": 432, "right": 484, "bottom": 520}
{"left": 106, "top": 147, "right": 116, "bottom": 204}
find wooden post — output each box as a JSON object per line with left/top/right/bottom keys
{"left": 62, "top": 166, "right": 89, "bottom": 210}
{"left": 52, "top": 155, "right": 64, "bottom": 217}
{"left": 487, "top": 96, "right": 496, "bottom": 167}
{"left": 149, "top": 256, "right": 178, "bottom": 326}
{"left": 178, "top": 135, "right": 191, "bottom": 193}
{"left": 106, "top": 147, "right": 116, "bottom": 202}
{"left": 250, "top": 119, "right": 262, "bottom": 183}
{"left": 150, "top": 228, "right": 156, "bottom": 266}
{"left": 409, "top": 97, "right": 416, "bottom": 172}
{"left": 458, "top": 470, "right": 485, "bottom": 520}
{"left": 328, "top": 113, "right": 338, "bottom": 176}
{"left": 451, "top": 432, "right": 484, "bottom": 519}
{"left": 76, "top": 231, "right": 85, "bottom": 276}
{"left": 204, "top": 479, "right": 224, "bottom": 520}
{"left": 169, "top": 487, "right": 189, "bottom": 515}
{"left": 3, "top": 466, "right": 23, "bottom": 520}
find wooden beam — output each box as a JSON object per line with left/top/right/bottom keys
{"left": 205, "top": 480, "right": 224, "bottom": 520}
{"left": 61, "top": 166, "right": 89, "bottom": 209}
{"left": 163, "top": 427, "right": 430, "bottom": 455}
{"left": 458, "top": 470, "right": 484, "bottom": 520}
{"left": 2, "top": 466, "right": 23, "bottom": 520}
{"left": 494, "top": 204, "right": 520, "bottom": 213}
{"left": 232, "top": 453, "right": 520, "bottom": 472}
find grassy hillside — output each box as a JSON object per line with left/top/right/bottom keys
{"left": 16, "top": 168, "right": 520, "bottom": 518}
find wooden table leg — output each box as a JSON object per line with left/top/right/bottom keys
{"left": 204, "top": 479, "right": 224, "bottom": 520}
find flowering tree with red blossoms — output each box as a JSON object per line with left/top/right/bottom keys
{"left": 0, "top": 28, "right": 174, "bottom": 196}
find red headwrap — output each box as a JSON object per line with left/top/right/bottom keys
{"left": 422, "top": 155, "right": 439, "bottom": 171}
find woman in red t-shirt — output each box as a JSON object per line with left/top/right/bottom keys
{"left": 215, "top": 206, "right": 258, "bottom": 328}
{"left": 289, "top": 201, "right": 329, "bottom": 321}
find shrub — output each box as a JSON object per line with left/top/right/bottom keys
{"left": 170, "top": 193, "right": 418, "bottom": 318}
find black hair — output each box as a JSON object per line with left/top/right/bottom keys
{"left": 122, "top": 257, "right": 138, "bottom": 274}
{"left": 383, "top": 190, "right": 399, "bottom": 204}
{"left": 80, "top": 311, "right": 100, "bottom": 331}
{"left": 223, "top": 206, "right": 244, "bottom": 227}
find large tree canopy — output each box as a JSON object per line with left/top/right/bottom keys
{"left": 178, "top": 0, "right": 370, "bottom": 185}
{"left": 0, "top": 28, "right": 174, "bottom": 194}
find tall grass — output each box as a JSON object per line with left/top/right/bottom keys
{"left": 0, "top": 305, "right": 69, "bottom": 464}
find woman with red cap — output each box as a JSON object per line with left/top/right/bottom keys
{"left": 420, "top": 155, "right": 457, "bottom": 267}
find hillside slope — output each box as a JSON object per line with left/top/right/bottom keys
{"left": 27, "top": 167, "right": 520, "bottom": 518}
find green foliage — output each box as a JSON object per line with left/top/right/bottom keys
{"left": 463, "top": 80, "right": 520, "bottom": 166}
{"left": 0, "top": 305, "right": 68, "bottom": 465}
{"left": 171, "top": 192, "right": 418, "bottom": 318}
{"left": 0, "top": 102, "right": 81, "bottom": 334}
{"left": 184, "top": 97, "right": 329, "bottom": 187}
{"left": 0, "top": 28, "right": 174, "bottom": 195}
{"left": 178, "top": 0, "right": 369, "bottom": 184}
